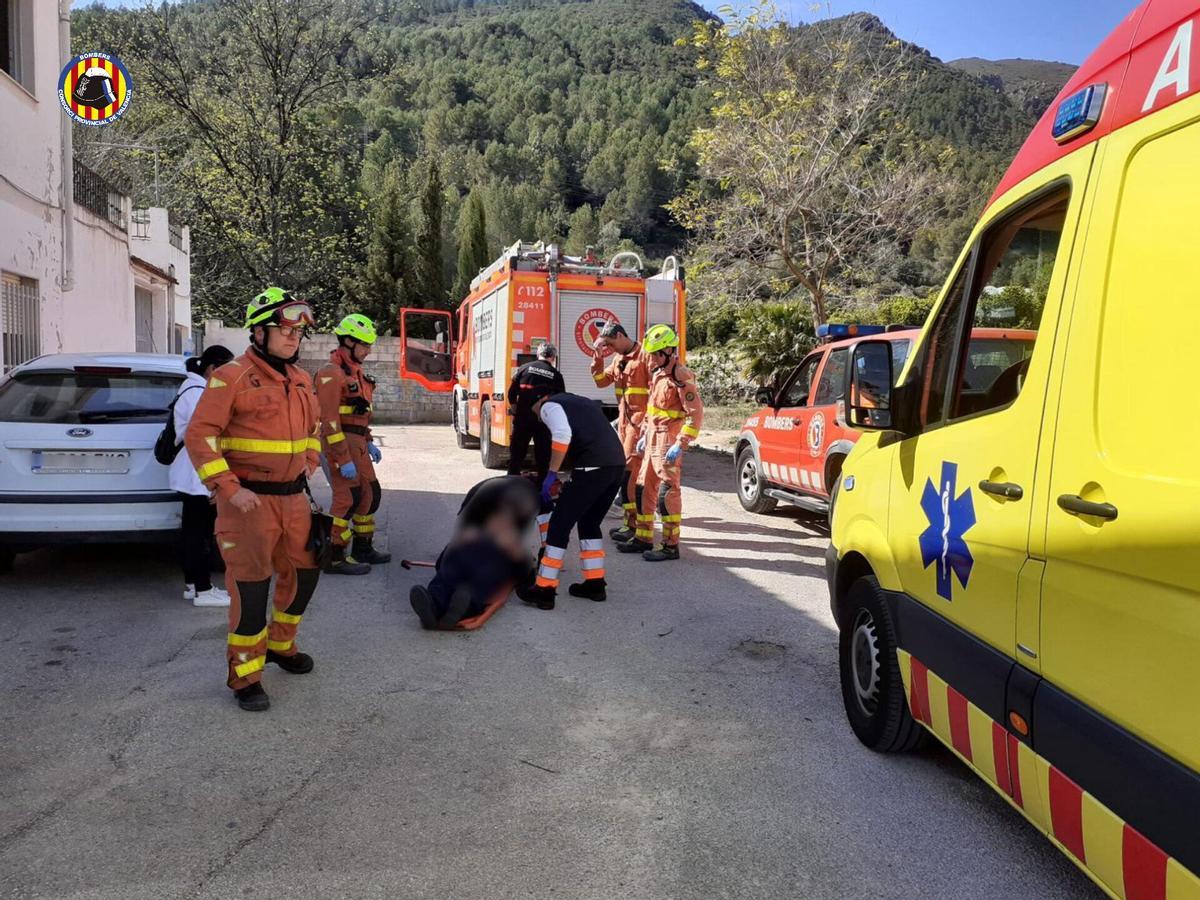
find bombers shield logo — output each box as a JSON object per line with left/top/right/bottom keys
{"left": 60, "top": 53, "right": 133, "bottom": 126}
{"left": 574, "top": 308, "right": 620, "bottom": 358}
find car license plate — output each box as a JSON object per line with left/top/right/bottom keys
{"left": 32, "top": 450, "right": 131, "bottom": 475}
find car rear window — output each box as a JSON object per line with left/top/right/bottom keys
{"left": 0, "top": 371, "right": 182, "bottom": 424}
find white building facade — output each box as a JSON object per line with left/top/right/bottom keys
{"left": 0, "top": 0, "right": 192, "bottom": 372}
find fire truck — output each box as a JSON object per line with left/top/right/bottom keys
{"left": 398, "top": 242, "right": 687, "bottom": 468}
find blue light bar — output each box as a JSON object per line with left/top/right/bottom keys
{"left": 816, "top": 323, "right": 887, "bottom": 342}
{"left": 1052, "top": 83, "right": 1107, "bottom": 144}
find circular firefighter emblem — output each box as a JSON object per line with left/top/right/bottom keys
{"left": 807, "top": 411, "right": 826, "bottom": 457}
{"left": 574, "top": 308, "right": 620, "bottom": 358}
{"left": 59, "top": 53, "right": 133, "bottom": 127}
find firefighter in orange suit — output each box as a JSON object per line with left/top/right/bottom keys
{"left": 185, "top": 287, "right": 322, "bottom": 712}
{"left": 316, "top": 314, "right": 391, "bottom": 575}
{"left": 588, "top": 321, "right": 651, "bottom": 543}
{"left": 616, "top": 324, "right": 703, "bottom": 562}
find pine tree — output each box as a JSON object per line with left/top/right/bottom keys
{"left": 452, "top": 191, "right": 489, "bottom": 304}
{"left": 352, "top": 162, "right": 413, "bottom": 331}
{"left": 415, "top": 157, "right": 447, "bottom": 309}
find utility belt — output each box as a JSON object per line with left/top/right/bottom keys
{"left": 241, "top": 475, "right": 308, "bottom": 496}
{"left": 341, "top": 424, "right": 369, "bottom": 437}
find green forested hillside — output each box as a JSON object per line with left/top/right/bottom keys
{"left": 949, "top": 57, "right": 1076, "bottom": 118}
{"left": 72, "top": 0, "right": 1063, "bottom": 328}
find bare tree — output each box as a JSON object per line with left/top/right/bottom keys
{"left": 670, "top": 5, "right": 952, "bottom": 325}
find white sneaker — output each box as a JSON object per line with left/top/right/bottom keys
{"left": 183, "top": 584, "right": 196, "bottom": 601}
{"left": 193, "top": 586, "right": 231, "bottom": 607}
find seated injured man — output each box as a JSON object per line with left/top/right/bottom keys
{"left": 409, "top": 475, "right": 540, "bottom": 629}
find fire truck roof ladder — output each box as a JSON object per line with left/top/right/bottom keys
{"left": 469, "top": 242, "right": 647, "bottom": 293}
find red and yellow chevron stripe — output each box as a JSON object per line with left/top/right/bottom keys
{"left": 898, "top": 650, "right": 1200, "bottom": 900}
{"left": 61, "top": 55, "right": 128, "bottom": 123}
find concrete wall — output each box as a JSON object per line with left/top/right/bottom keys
{"left": 63, "top": 205, "right": 137, "bottom": 352}
{"left": 0, "top": 5, "right": 194, "bottom": 365}
{"left": 202, "top": 320, "right": 452, "bottom": 425}
{"left": 0, "top": 0, "right": 67, "bottom": 363}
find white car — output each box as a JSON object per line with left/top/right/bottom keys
{"left": 0, "top": 353, "right": 187, "bottom": 572}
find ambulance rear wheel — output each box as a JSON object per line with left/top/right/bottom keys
{"left": 838, "top": 575, "right": 927, "bottom": 753}
{"left": 479, "top": 404, "right": 508, "bottom": 470}
{"left": 736, "top": 446, "right": 776, "bottom": 514}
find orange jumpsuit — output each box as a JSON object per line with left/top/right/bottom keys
{"left": 185, "top": 349, "right": 322, "bottom": 690}
{"left": 591, "top": 342, "right": 651, "bottom": 532}
{"left": 636, "top": 359, "right": 704, "bottom": 548}
{"left": 315, "top": 348, "right": 379, "bottom": 551}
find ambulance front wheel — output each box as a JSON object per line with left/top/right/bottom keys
{"left": 838, "top": 575, "right": 927, "bottom": 753}
{"left": 736, "top": 446, "right": 776, "bottom": 514}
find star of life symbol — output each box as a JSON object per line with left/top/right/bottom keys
{"left": 918, "top": 461, "right": 976, "bottom": 601}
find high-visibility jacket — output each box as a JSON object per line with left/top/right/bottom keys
{"left": 184, "top": 349, "right": 321, "bottom": 499}
{"left": 315, "top": 347, "right": 376, "bottom": 466}
{"left": 590, "top": 342, "right": 651, "bottom": 425}
{"left": 643, "top": 359, "right": 704, "bottom": 448}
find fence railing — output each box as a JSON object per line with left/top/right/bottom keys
{"left": 73, "top": 159, "right": 126, "bottom": 231}
{"left": 168, "top": 209, "right": 183, "bottom": 250}
{"left": 131, "top": 207, "right": 151, "bottom": 239}
{"left": 1, "top": 274, "right": 40, "bottom": 374}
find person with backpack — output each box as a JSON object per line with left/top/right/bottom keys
{"left": 167, "top": 344, "right": 235, "bottom": 607}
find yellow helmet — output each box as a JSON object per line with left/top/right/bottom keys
{"left": 246, "top": 286, "right": 313, "bottom": 329}
{"left": 643, "top": 323, "right": 679, "bottom": 354}
{"left": 334, "top": 313, "right": 377, "bottom": 344}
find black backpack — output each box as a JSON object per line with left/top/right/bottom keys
{"left": 154, "top": 384, "right": 203, "bottom": 466}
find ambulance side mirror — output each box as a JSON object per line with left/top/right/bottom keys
{"left": 846, "top": 340, "right": 894, "bottom": 431}
{"left": 754, "top": 386, "right": 775, "bottom": 408}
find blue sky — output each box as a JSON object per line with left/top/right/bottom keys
{"left": 777, "top": 0, "right": 1137, "bottom": 64}
{"left": 86, "top": 0, "right": 1139, "bottom": 65}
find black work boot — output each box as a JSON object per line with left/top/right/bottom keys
{"left": 608, "top": 525, "right": 635, "bottom": 542}
{"left": 267, "top": 649, "right": 314, "bottom": 674}
{"left": 353, "top": 537, "right": 392, "bottom": 565}
{"left": 517, "top": 582, "right": 556, "bottom": 610}
{"left": 235, "top": 683, "right": 270, "bottom": 712}
{"left": 568, "top": 579, "right": 607, "bottom": 602}
{"left": 325, "top": 546, "right": 370, "bottom": 576}
{"left": 438, "top": 585, "right": 473, "bottom": 629}
{"left": 409, "top": 585, "right": 438, "bottom": 630}
{"left": 643, "top": 544, "right": 680, "bottom": 562}
{"left": 616, "top": 537, "right": 653, "bottom": 554}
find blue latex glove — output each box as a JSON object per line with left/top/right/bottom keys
{"left": 665, "top": 442, "right": 683, "bottom": 464}
{"left": 635, "top": 435, "right": 646, "bottom": 455}
{"left": 540, "top": 471, "right": 560, "bottom": 506}
{"left": 339, "top": 461, "right": 358, "bottom": 480}
{"left": 367, "top": 442, "right": 382, "bottom": 463}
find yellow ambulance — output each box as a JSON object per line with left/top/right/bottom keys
{"left": 826, "top": 2, "right": 1200, "bottom": 897}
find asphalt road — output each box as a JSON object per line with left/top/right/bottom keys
{"left": 0, "top": 425, "right": 1097, "bottom": 899}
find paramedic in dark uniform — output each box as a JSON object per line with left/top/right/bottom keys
{"left": 506, "top": 343, "right": 565, "bottom": 479}
{"left": 516, "top": 387, "right": 625, "bottom": 610}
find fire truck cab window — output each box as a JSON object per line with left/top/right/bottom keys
{"left": 780, "top": 353, "right": 822, "bottom": 407}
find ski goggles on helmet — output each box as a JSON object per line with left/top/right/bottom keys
{"left": 269, "top": 301, "right": 316, "bottom": 330}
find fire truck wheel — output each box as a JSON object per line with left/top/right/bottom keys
{"left": 479, "top": 403, "right": 509, "bottom": 470}
{"left": 736, "top": 446, "right": 776, "bottom": 514}
{"left": 838, "top": 575, "right": 927, "bottom": 753}
{"left": 454, "top": 399, "right": 479, "bottom": 449}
